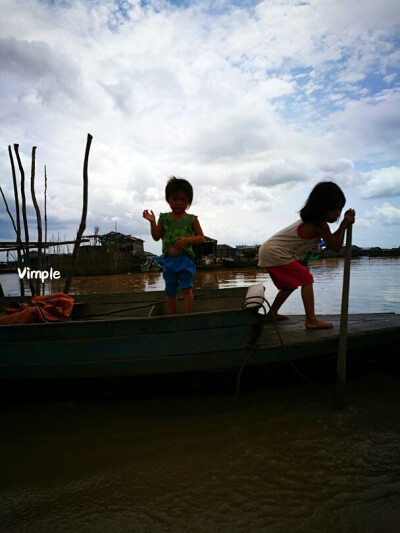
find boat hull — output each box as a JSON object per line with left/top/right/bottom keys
{"left": 0, "top": 288, "right": 265, "bottom": 379}
{"left": 2, "top": 287, "right": 399, "bottom": 381}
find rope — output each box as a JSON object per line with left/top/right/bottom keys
{"left": 75, "top": 290, "right": 320, "bottom": 414}
{"left": 74, "top": 299, "right": 166, "bottom": 319}
{"left": 218, "top": 293, "right": 321, "bottom": 412}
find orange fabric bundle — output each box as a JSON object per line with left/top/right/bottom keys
{"left": 0, "top": 293, "right": 74, "bottom": 325}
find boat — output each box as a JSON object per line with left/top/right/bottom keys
{"left": 1, "top": 285, "right": 399, "bottom": 382}
{"left": 140, "top": 256, "right": 163, "bottom": 272}
{"left": 222, "top": 257, "right": 258, "bottom": 268}
{"left": 196, "top": 262, "right": 224, "bottom": 270}
{"left": 0, "top": 285, "right": 267, "bottom": 380}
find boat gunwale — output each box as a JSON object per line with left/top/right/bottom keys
{"left": 0, "top": 306, "right": 262, "bottom": 330}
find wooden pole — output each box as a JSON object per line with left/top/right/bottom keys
{"left": 43, "top": 165, "right": 48, "bottom": 277}
{"left": 9, "top": 146, "right": 25, "bottom": 296}
{"left": 334, "top": 223, "right": 353, "bottom": 409}
{"left": 30, "top": 146, "right": 43, "bottom": 295}
{"left": 0, "top": 239, "right": 90, "bottom": 251}
{"left": 0, "top": 186, "right": 18, "bottom": 235}
{"left": 14, "top": 144, "right": 36, "bottom": 295}
{"left": 64, "top": 134, "right": 93, "bottom": 294}
{"left": 0, "top": 186, "right": 20, "bottom": 297}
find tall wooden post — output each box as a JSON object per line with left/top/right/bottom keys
{"left": 334, "top": 223, "right": 353, "bottom": 409}
{"left": 64, "top": 134, "right": 93, "bottom": 294}
{"left": 15, "top": 144, "right": 36, "bottom": 295}
{"left": 8, "top": 146, "right": 25, "bottom": 296}
{"left": 30, "top": 146, "right": 43, "bottom": 295}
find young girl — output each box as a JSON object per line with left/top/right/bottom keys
{"left": 143, "top": 176, "right": 205, "bottom": 315}
{"left": 258, "top": 181, "right": 356, "bottom": 329}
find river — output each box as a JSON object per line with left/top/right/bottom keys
{"left": 1, "top": 256, "right": 400, "bottom": 314}
{"left": 0, "top": 257, "right": 399, "bottom": 532}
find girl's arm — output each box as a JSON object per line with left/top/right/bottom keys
{"left": 319, "top": 209, "right": 355, "bottom": 252}
{"left": 143, "top": 210, "right": 163, "bottom": 241}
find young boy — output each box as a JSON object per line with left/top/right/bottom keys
{"left": 143, "top": 177, "right": 205, "bottom": 314}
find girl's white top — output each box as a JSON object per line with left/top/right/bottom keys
{"left": 258, "top": 220, "right": 321, "bottom": 267}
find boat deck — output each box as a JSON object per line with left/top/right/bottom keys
{"left": 253, "top": 312, "right": 400, "bottom": 364}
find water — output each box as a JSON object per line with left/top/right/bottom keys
{"left": 1, "top": 378, "right": 399, "bottom": 532}
{"left": 1, "top": 256, "right": 400, "bottom": 314}
{"left": 1, "top": 257, "right": 399, "bottom": 532}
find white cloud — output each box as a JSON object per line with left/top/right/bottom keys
{"left": 361, "top": 167, "right": 400, "bottom": 198}
{"left": 0, "top": 0, "right": 399, "bottom": 251}
{"left": 326, "top": 90, "right": 400, "bottom": 157}
{"left": 0, "top": 37, "right": 82, "bottom": 106}
{"left": 250, "top": 160, "right": 308, "bottom": 187}
{"left": 318, "top": 158, "right": 354, "bottom": 174}
{"left": 364, "top": 202, "right": 400, "bottom": 226}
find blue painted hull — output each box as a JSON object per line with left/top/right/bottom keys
{"left": 0, "top": 288, "right": 265, "bottom": 379}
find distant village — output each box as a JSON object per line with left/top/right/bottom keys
{"left": 1, "top": 231, "right": 259, "bottom": 275}
{"left": 1, "top": 229, "right": 399, "bottom": 276}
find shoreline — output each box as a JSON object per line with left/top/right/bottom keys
{"left": 1, "top": 246, "right": 400, "bottom": 276}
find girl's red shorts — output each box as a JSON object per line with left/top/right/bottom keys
{"left": 266, "top": 260, "right": 314, "bottom": 290}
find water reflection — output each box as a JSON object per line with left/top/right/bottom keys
{"left": 1, "top": 258, "right": 399, "bottom": 531}
{"left": 1, "top": 374, "right": 399, "bottom": 531}
{"left": 1, "top": 257, "right": 399, "bottom": 314}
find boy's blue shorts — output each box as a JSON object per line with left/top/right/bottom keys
{"left": 163, "top": 254, "right": 195, "bottom": 297}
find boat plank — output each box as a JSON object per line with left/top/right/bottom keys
{"left": 253, "top": 313, "right": 400, "bottom": 364}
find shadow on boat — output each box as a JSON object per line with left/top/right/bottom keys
{"left": 1, "top": 342, "right": 398, "bottom": 407}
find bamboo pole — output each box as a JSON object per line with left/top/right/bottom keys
{"left": 0, "top": 186, "right": 18, "bottom": 296}
{"left": 0, "top": 185, "right": 17, "bottom": 300}
{"left": 64, "top": 133, "right": 93, "bottom": 294}
{"left": 8, "top": 145, "right": 25, "bottom": 296}
{"left": 43, "top": 165, "right": 48, "bottom": 276}
{"left": 14, "top": 144, "right": 36, "bottom": 295}
{"left": 30, "top": 146, "right": 43, "bottom": 295}
{"left": 334, "top": 223, "right": 353, "bottom": 409}
{"left": 0, "top": 239, "right": 89, "bottom": 251}
{"left": 0, "top": 186, "right": 18, "bottom": 234}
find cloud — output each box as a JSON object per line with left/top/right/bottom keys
{"left": 361, "top": 167, "right": 400, "bottom": 198}
{"left": 250, "top": 160, "right": 308, "bottom": 187}
{"left": 0, "top": 0, "right": 399, "bottom": 252}
{"left": 326, "top": 90, "right": 400, "bottom": 156}
{"left": 0, "top": 37, "right": 84, "bottom": 125}
{"left": 318, "top": 159, "right": 354, "bottom": 174}
{"left": 364, "top": 202, "right": 400, "bottom": 226}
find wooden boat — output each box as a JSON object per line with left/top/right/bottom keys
{"left": 0, "top": 285, "right": 266, "bottom": 380}
{"left": 1, "top": 285, "right": 399, "bottom": 382}
{"left": 196, "top": 263, "right": 224, "bottom": 270}
{"left": 140, "top": 256, "right": 163, "bottom": 272}
{"left": 222, "top": 257, "right": 258, "bottom": 268}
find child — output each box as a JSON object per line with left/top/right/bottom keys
{"left": 143, "top": 176, "right": 205, "bottom": 314}
{"left": 258, "top": 181, "right": 356, "bottom": 329}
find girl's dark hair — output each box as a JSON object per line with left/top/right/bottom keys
{"left": 165, "top": 176, "right": 193, "bottom": 205}
{"left": 300, "top": 181, "right": 346, "bottom": 225}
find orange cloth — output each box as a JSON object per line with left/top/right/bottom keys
{"left": 0, "top": 293, "right": 74, "bottom": 324}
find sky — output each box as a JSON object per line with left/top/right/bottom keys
{"left": 1, "top": 0, "right": 400, "bottom": 257}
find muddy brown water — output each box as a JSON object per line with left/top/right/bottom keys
{"left": 0, "top": 257, "right": 399, "bottom": 532}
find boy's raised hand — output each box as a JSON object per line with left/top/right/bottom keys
{"left": 143, "top": 209, "right": 155, "bottom": 223}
